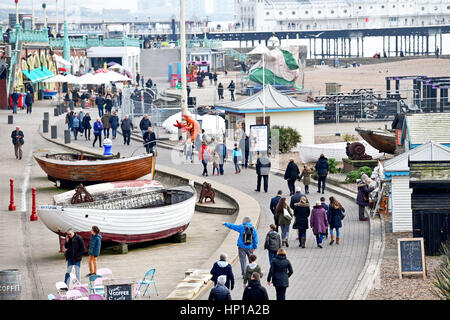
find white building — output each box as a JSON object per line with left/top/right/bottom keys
{"left": 234, "top": 0, "right": 450, "bottom": 32}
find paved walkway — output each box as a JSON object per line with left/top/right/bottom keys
{"left": 53, "top": 111, "right": 370, "bottom": 300}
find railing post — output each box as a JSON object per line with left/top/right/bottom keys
{"left": 29, "top": 188, "right": 38, "bottom": 221}
{"left": 9, "top": 179, "right": 16, "bottom": 211}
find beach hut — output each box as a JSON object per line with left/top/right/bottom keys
{"left": 384, "top": 141, "right": 450, "bottom": 232}
{"left": 401, "top": 113, "right": 450, "bottom": 151}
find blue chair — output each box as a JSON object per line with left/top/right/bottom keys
{"left": 135, "top": 268, "right": 159, "bottom": 298}
{"left": 89, "top": 274, "right": 102, "bottom": 294}
{"left": 48, "top": 294, "right": 56, "bottom": 300}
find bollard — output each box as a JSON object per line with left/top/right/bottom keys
{"left": 29, "top": 188, "right": 38, "bottom": 221}
{"left": 43, "top": 119, "right": 49, "bottom": 133}
{"left": 8, "top": 115, "right": 13, "bottom": 124}
{"left": 8, "top": 179, "right": 16, "bottom": 211}
{"left": 64, "top": 130, "right": 71, "bottom": 144}
{"left": 43, "top": 112, "right": 49, "bottom": 121}
{"left": 54, "top": 108, "right": 59, "bottom": 117}
{"left": 51, "top": 125, "right": 57, "bottom": 139}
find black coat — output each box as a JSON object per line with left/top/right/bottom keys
{"left": 267, "top": 255, "right": 293, "bottom": 288}
{"left": 143, "top": 131, "right": 156, "bottom": 148}
{"left": 139, "top": 118, "right": 152, "bottom": 131}
{"left": 293, "top": 203, "right": 310, "bottom": 230}
{"left": 290, "top": 191, "right": 307, "bottom": 210}
{"left": 82, "top": 115, "right": 91, "bottom": 129}
{"left": 242, "top": 280, "right": 269, "bottom": 301}
{"left": 270, "top": 195, "right": 281, "bottom": 215}
{"left": 64, "top": 233, "right": 86, "bottom": 262}
{"left": 315, "top": 157, "right": 329, "bottom": 176}
{"left": 284, "top": 161, "right": 300, "bottom": 180}
{"left": 11, "top": 130, "right": 24, "bottom": 145}
{"left": 95, "top": 96, "right": 105, "bottom": 107}
{"left": 327, "top": 205, "right": 344, "bottom": 229}
{"left": 25, "top": 93, "right": 33, "bottom": 106}
{"left": 208, "top": 284, "right": 232, "bottom": 301}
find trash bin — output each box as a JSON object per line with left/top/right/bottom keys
{"left": 103, "top": 138, "right": 113, "bottom": 156}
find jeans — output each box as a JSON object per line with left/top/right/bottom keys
{"left": 280, "top": 224, "right": 290, "bottom": 241}
{"left": 219, "top": 164, "right": 224, "bottom": 175}
{"left": 297, "top": 229, "right": 306, "bottom": 238}
{"left": 202, "top": 160, "right": 208, "bottom": 175}
{"left": 318, "top": 175, "right": 327, "bottom": 192}
{"left": 65, "top": 259, "right": 81, "bottom": 287}
{"left": 238, "top": 247, "right": 252, "bottom": 276}
{"left": 111, "top": 128, "right": 117, "bottom": 138}
{"left": 146, "top": 145, "right": 154, "bottom": 154}
{"left": 13, "top": 102, "right": 17, "bottom": 114}
{"left": 315, "top": 233, "right": 324, "bottom": 246}
{"left": 84, "top": 128, "right": 91, "bottom": 140}
{"left": 234, "top": 158, "right": 240, "bottom": 172}
{"left": 230, "top": 90, "right": 235, "bottom": 101}
{"left": 103, "top": 128, "right": 110, "bottom": 138}
{"left": 73, "top": 128, "right": 78, "bottom": 140}
{"left": 268, "top": 250, "right": 277, "bottom": 265}
{"left": 329, "top": 228, "right": 340, "bottom": 238}
{"left": 26, "top": 104, "right": 32, "bottom": 114}
{"left": 243, "top": 151, "right": 249, "bottom": 168}
{"left": 98, "top": 107, "right": 104, "bottom": 117}
{"left": 257, "top": 174, "right": 268, "bottom": 192}
{"left": 88, "top": 255, "right": 98, "bottom": 274}
{"left": 275, "top": 286, "right": 287, "bottom": 301}
{"left": 123, "top": 130, "right": 131, "bottom": 145}
{"left": 213, "top": 166, "right": 219, "bottom": 175}
{"left": 141, "top": 130, "right": 147, "bottom": 137}
{"left": 359, "top": 205, "right": 367, "bottom": 220}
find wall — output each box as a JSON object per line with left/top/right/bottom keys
{"left": 140, "top": 48, "right": 180, "bottom": 80}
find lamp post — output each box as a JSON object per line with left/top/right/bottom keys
{"left": 42, "top": 3, "right": 47, "bottom": 29}
{"left": 180, "top": 0, "right": 188, "bottom": 115}
{"left": 62, "top": 0, "right": 70, "bottom": 65}
{"left": 14, "top": 0, "right": 19, "bottom": 26}
{"left": 55, "top": 0, "right": 58, "bottom": 33}
{"left": 32, "top": 0, "right": 35, "bottom": 29}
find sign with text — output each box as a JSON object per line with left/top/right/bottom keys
{"left": 250, "top": 125, "right": 269, "bottom": 153}
{"left": 397, "top": 238, "right": 426, "bottom": 280}
{"left": 105, "top": 283, "right": 133, "bottom": 300}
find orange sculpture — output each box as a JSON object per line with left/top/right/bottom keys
{"left": 173, "top": 114, "right": 201, "bottom": 142}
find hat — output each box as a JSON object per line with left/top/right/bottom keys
{"left": 217, "top": 275, "right": 226, "bottom": 286}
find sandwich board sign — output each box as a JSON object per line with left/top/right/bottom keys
{"left": 250, "top": 124, "right": 268, "bottom": 153}
{"left": 397, "top": 238, "right": 426, "bottom": 280}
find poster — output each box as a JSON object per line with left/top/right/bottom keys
{"left": 250, "top": 124, "right": 269, "bottom": 152}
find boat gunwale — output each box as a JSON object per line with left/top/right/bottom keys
{"left": 33, "top": 153, "right": 153, "bottom": 166}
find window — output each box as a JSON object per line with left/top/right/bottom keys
{"left": 381, "top": 5, "right": 385, "bottom": 9}
{"left": 358, "top": 6, "right": 362, "bottom": 9}
{"left": 392, "top": 5, "right": 396, "bottom": 8}
{"left": 421, "top": 7, "right": 425, "bottom": 11}
{"left": 448, "top": 6, "right": 450, "bottom": 10}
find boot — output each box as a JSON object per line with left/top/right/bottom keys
{"left": 329, "top": 235, "right": 335, "bottom": 245}
{"left": 301, "top": 237, "right": 306, "bottom": 248}
{"left": 336, "top": 237, "right": 340, "bottom": 245}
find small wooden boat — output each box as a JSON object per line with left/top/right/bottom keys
{"left": 355, "top": 127, "right": 397, "bottom": 154}
{"left": 37, "top": 180, "right": 196, "bottom": 246}
{"left": 34, "top": 152, "right": 156, "bottom": 187}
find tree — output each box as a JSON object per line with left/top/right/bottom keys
{"left": 271, "top": 125, "right": 302, "bottom": 153}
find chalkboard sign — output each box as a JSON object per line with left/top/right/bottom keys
{"left": 397, "top": 238, "right": 426, "bottom": 280}
{"left": 105, "top": 283, "right": 133, "bottom": 300}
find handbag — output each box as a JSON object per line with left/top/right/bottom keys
{"left": 283, "top": 208, "right": 292, "bottom": 221}
{"left": 339, "top": 212, "right": 346, "bottom": 220}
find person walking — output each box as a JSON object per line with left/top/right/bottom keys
{"left": 109, "top": 110, "right": 119, "bottom": 139}
{"left": 270, "top": 190, "right": 283, "bottom": 230}
{"left": 356, "top": 179, "right": 374, "bottom": 221}
{"left": 293, "top": 196, "right": 310, "bottom": 248}
{"left": 139, "top": 114, "right": 152, "bottom": 137}
{"left": 200, "top": 141, "right": 211, "bottom": 176}
{"left": 284, "top": 159, "right": 300, "bottom": 196}
{"left": 143, "top": 127, "right": 156, "bottom": 154}
{"left": 275, "top": 197, "right": 293, "bottom": 247}
{"left": 264, "top": 224, "right": 281, "bottom": 265}
{"left": 242, "top": 135, "right": 250, "bottom": 168}
{"left": 65, "top": 108, "right": 74, "bottom": 131}
{"left": 11, "top": 127, "right": 24, "bottom": 160}
{"left": 208, "top": 275, "right": 232, "bottom": 301}
{"left": 25, "top": 90, "right": 33, "bottom": 114}
{"left": 113, "top": 93, "right": 119, "bottom": 112}
{"left": 315, "top": 154, "right": 329, "bottom": 194}
{"left": 242, "top": 272, "right": 269, "bottom": 301}
{"left": 267, "top": 248, "right": 293, "bottom": 301}
{"left": 213, "top": 72, "right": 218, "bottom": 86}
{"left": 184, "top": 138, "right": 194, "bottom": 163}
{"left": 327, "top": 196, "right": 345, "bottom": 245}
{"left": 217, "top": 83, "right": 224, "bottom": 100}
{"left": 87, "top": 226, "right": 102, "bottom": 276}
{"left": 64, "top": 228, "right": 86, "bottom": 287}
{"left": 228, "top": 80, "right": 235, "bottom": 101}
{"left": 299, "top": 165, "right": 312, "bottom": 194}
{"left": 223, "top": 217, "right": 258, "bottom": 278}
{"left": 11, "top": 89, "right": 19, "bottom": 114}
{"left": 212, "top": 152, "right": 220, "bottom": 176}
{"left": 78, "top": 109, "right": 85, "bottom": 137}
{"left": 120, "top": 115, "right": 134, "bottom": 145}
{"left": 243, "top": 254, "right": 263, "bottom": 287}
{"left": 208, "top": 71, "right": 213, "bottom": 85}
{"left": 136, "top": 72, "right": 140, "bottom": 87}
{"left": 82, "top": 112, "right": 92, "bottom": 140}
{"left": 105, "top": 94, "right": 113, "bottom": 114}
{"left": 232, "top": 143, "right": 242, "bottom": 174}
{"left": 255, "top": 152, "right": 271, "bottom": 192}
{"left": 210, "top": 253, "right": 235, "bottom": 290}
{"left": 95, "top": 94, "right": 105, "bottom": 117}
{"left": 215, "top": 139, "right": 227, "bottom": 175}
{"left": 72, "top": 113, "right": 80, "bottom": 140}
{"left": 290, "top": 186, "right": 307, "bottom": 211}
{"left": 101, "top": 111, "right": 111, "bottom": 139}
{"left": 310, "top": 201, "right": 329, "bottom": 248}
{"left": 92, "top": 118, "right": 104, "bottom": 148}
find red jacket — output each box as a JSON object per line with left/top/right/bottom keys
{"left": 200, "top": 145, "right": 211, "bottom": 161}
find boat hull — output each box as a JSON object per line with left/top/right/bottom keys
{"left": 355, "top": 128, "right": 396, "bottom": 154}
{"left": 34, "top": 153, "right": 155, "bottom": 186}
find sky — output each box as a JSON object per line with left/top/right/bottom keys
{"left": 0, "top": 0, "right": 139, "bottom": 11}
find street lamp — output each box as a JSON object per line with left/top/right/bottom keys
{"left": 14, "top": 0, "right": 19, "bottom": 26}
{"left": 42, "top": 3, "right": 47, "bottom": 29}
{"left": 180, "top": 0, "right": 188, "bottom": 115}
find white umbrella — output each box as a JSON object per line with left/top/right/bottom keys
{"left": 108, "top": 63, "right": 130, "bottom": 73}
{"left": 42, "top": 74, "right": 67, "bottom": 83}
{"left": 63, "top": 74, "right": 82, "bottom": 84}
{"left": 94, "top": 71, "right": 129, "bottom": 83}
{"left": 78, "top": 73, "right": 102, "bottom": 85}
{"left": 53, "top": 54, "right": 72, "bottom": 66}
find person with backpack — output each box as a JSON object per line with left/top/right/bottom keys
{"left": 255, "top": 152, "right": 271, "bottom": 192}
{"left": 200, "top": 141, "right": 211, "bottom": 176}
{"left": 264, "top": 224, "right": 282, "bottom": 265}
{"left": 243, "top": 254, "right": 263, "bottom": 287}
{"left": 210, "top": 253, "right": 235, "bottom": 290}
{"left": 242, "top": 272, "right": 269, "bottom": 301}
{"left": 223, "top": 217, "right": 258, "bottom": 278}
{"left": 327, "top": 196, "right": 345, "bottom": 245}
{"left": 275, "top": 197, "right": 293, "bottom": 247}
{"left": 208, "top": 275, "right": 232, "bottom": 301}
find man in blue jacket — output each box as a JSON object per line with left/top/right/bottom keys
{"left": 223, "top": 217, "right": 258, "bottom": 277}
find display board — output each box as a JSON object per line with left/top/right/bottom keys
{"left": 397, "top": 238, "right": 426, "bottom": 279}
{"left": 250, "top": 124, "right": 269, "bottom": 153}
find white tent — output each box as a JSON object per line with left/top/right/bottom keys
{"left": 42, "top": 74, "right": 67, "bottom": 83}
{"left": 63, "top": 74, "right": 82, "bottom": 84}
{"left": 53, "top": 54, "right": 72, "bottom": 66}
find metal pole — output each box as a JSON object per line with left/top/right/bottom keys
{"left": 56, "top": 0, "right": 58, "bottom": 33}
{"left": 15, "top": 1, "right": 19, "bottom": 25}
{"left": 32, "top": 0, "right": 35, "bottom": 29}
{"left": 263, "top": 53, "right": 265, "bottom": 125}
{"left": 180, "top": 0, "right": 188, "bottom": 115}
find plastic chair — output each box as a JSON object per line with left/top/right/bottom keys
{"left": 88, "top": 294, "right": 105, "bottom": 300}
{"left": 66, "top": 289, "right": 82, "bottom": 300}
{"left": 48, "top": 294, "right": 56, "bottom": 300}
{"left": 69, "top": 272, "right": 88, "bottom": 290}
{"left": 73, "top": 285, "right": 89, "bottom": 296}
{"left": 89, "top": 274, "right": 102, "bottom": 294}
{"left": 55, "top": 281, "right": 68, "bottom": 298}
{"left": 92, "top": 277, "right": 109, "bottom": 296}
{"left": 135, "top": 268, "right": 159, "bottom": 298}
{"left": 97, "top": 268, "right": 113, "bottom": 277}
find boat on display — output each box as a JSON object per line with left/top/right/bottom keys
{"left": 37, "top": 180, "right": 197, "bottom": 247}
{"left": 34, "top": 152, "right": 156, "bottom": 187}
{"left": 355, "top": 127, "right": 397, "bottom": 154}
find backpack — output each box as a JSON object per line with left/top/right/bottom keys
{"left": 243, "top": 226, "right": 254, "bottom": 245}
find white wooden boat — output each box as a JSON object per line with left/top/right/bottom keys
{"left": 37, "top": 180, "right": 196, "bottom": 245}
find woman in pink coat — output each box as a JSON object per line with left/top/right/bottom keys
{"left": 310, "top": 201, "right": 329, "bottom": 248}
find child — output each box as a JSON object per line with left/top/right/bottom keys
{"left": 233, "top": 143, "right": 242, "bottom": 174}
{"left": 87, "top": 226, "right": 102, "bottom": 276}
{"left": 212, "top": 152, "right": 220, "bottom": 175}
{"left": 243, "top": 254, "right": 263, "bottom": 287}
{"left": 299, "top": 166, "right": 312, "bottom": 194}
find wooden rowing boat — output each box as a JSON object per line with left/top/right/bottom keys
{"left": 34, "top": 152, "right": 156, "bottom": 187}
{"left": 37, "top": 180, "right": 196, "bottom": 246}
{"left": 355, "top": 127, "right": 397, "bottom": 154}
